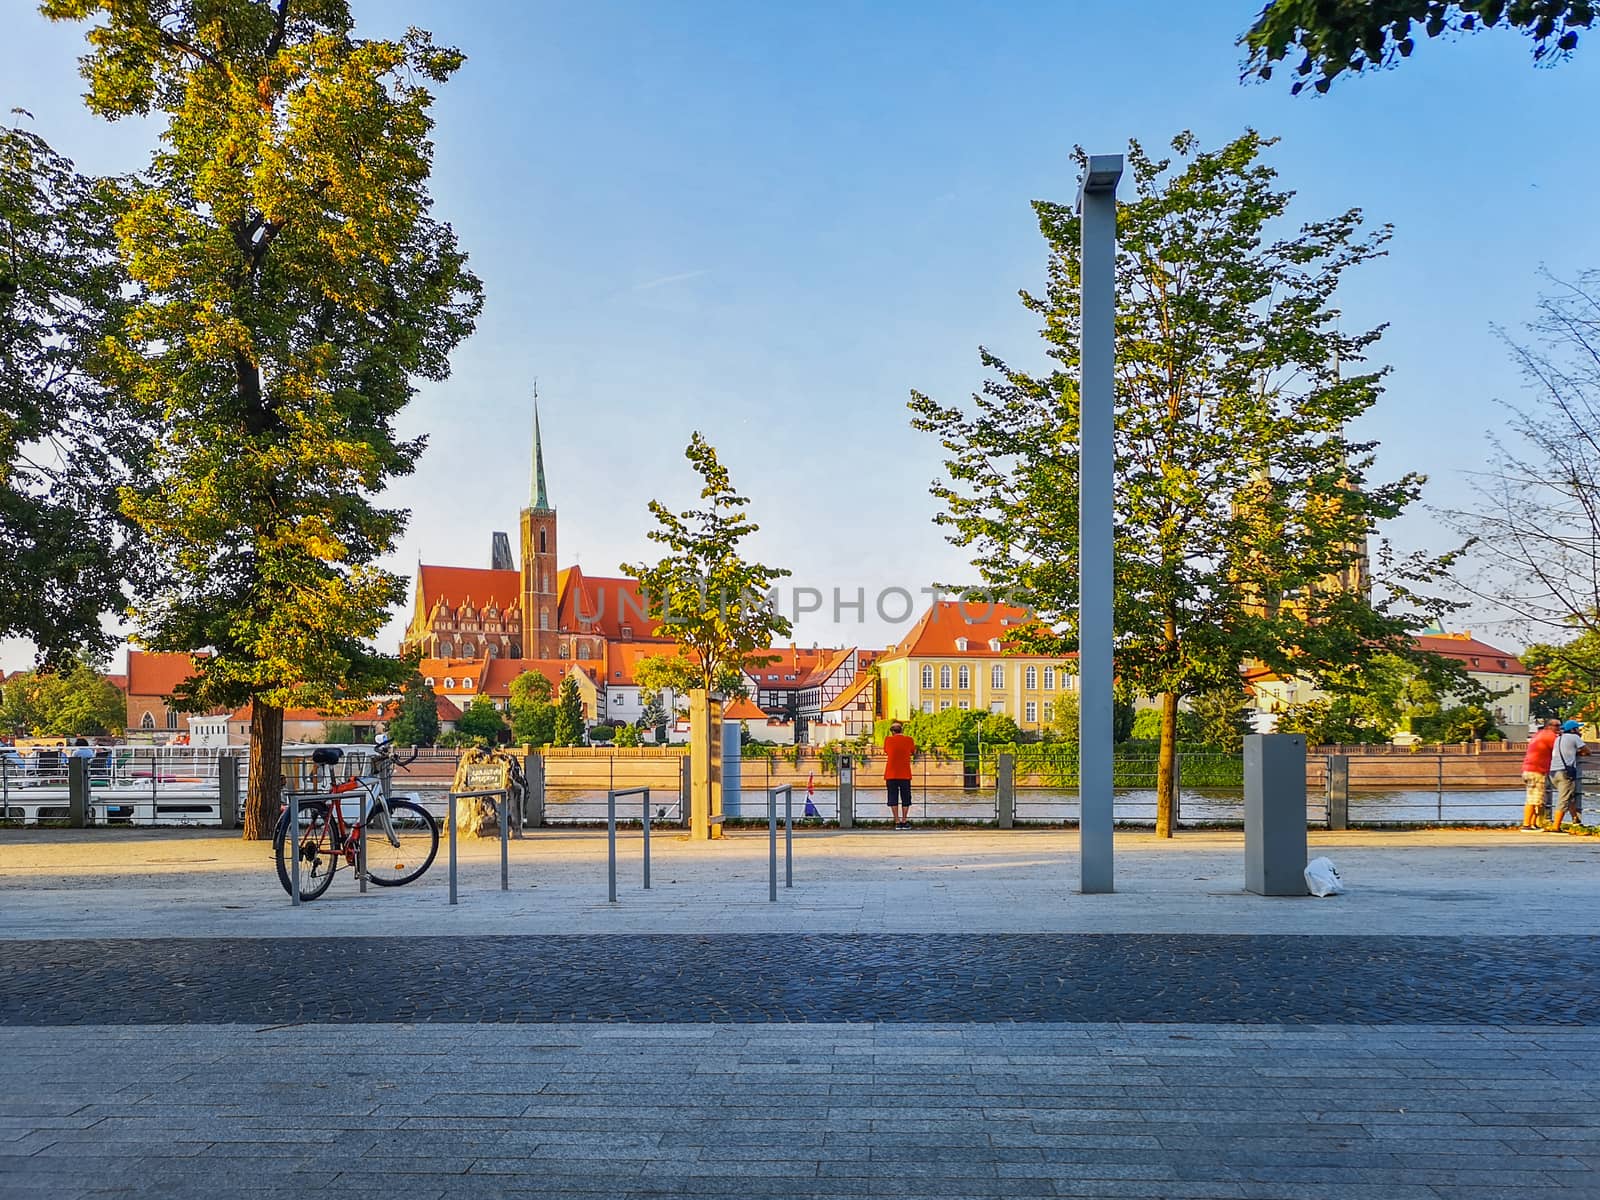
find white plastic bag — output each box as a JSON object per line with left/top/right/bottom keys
{"left": 1304, "top": 856, "right": 1347, "bottom": 898}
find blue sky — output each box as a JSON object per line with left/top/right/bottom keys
{"left": 4, "top": 0, "right": 1599, "bottom": 670}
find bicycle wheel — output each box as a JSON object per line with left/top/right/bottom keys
{"left": 274, "top": 800, "right": 339, "bottom": 901}
{"left": 361, "top": 800, "right": 440, "bottom": 887}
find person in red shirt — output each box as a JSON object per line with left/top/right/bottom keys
{"left": 883, "top": 721, "right": 916, "bottom": 830}
{"left": 1522, "top": 718, "right": 1560, "bottom": 830}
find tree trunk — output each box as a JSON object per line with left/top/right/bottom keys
{"left": 243, "top": 700, "right": 284, "bottom": 840}
{"left": 1155, "top": 691, "right": 1179, "bottom": 838}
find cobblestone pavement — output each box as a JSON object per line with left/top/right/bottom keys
{"left": 2, "top": 1023, "right": 1598, "bottom": 1200}
{"left": 2, "top": 934, "right": 1597, "bottom": 1027}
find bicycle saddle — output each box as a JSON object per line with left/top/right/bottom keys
{"left": 311, "top": 747, "right": 344, "bottom": 765}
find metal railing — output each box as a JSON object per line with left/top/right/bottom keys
{"left": 768, "top": 784, "right": 793, "bottom": 902}
{"left": 446, "top": 789, "right": 513, "bottom": 905}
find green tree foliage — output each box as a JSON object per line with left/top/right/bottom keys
{"left": 554, "top": 676, "right": 585, "bottom": 746}
{"left": 386, "top": 677, "right": 440, "bottom": 747}
{"left": 1186, "top": 686, "right": 1257, "bottom": 752}
{"left": 0, "top": 120, "right": 137, "bottom": 665}
{"left": 587, "top": 723, "right": 615, "bottom": 744}
{"left": 613, "top": 722, "right": 641, "bottom": 748}
{"left": 637, "top": 693, "right": 668, "bottom": 741}
{"left": 910, "top": 132, "right": 1463, "bottom": 837}
{"left": 453, "top": 695, "right": 505, "bottom": 748}
{"left": 321, "top": 721, "right": 356, "bottom": 743}
{"left": 1275, "top": 696, "right": 1392, "bottom": 744}
{"left": 1524, "top": 637, "right": 1600, "bottom": 722}
{"left": 623, "top": 434, "right": 792, "bottom": 699}
{"left": 0, "top": 659, "right": 125, "bottom": 735}
{"left": 44, "top": 0, "right": 483, "bottom": 838}
{"left": 1243, "top": 1, "right": 1592, "bottom": 93}
{"left": 506, "top": 669, "right": 556, "bottom": 745}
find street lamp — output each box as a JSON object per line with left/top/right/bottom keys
{"left": 1078, "top": 153, "right": 1122, "bottom": 895}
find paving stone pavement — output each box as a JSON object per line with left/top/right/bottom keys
{"left": 2, "top": 1023, "right": 1599, "bottom": 1200}
{"left": 1, "top": 934, "right": 1598, "bottom": 1026}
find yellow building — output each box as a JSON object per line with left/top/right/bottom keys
{"left": 876, "top": 602, "right": 1075, "bottom": 732}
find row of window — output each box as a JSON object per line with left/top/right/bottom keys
{"left": 919, "top": 664, "right": 1069, "bottom": 691}
{"left": 919, "top": 699, "right": 1053, "bottom": 722}
{"left": 138, "top": 711, "right": 181, "bottom": 730}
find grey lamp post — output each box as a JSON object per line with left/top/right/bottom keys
{"left": 1078, "top": 154, "right": 1122, "bottom": 895}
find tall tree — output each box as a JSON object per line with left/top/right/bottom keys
{"left": 553, "top": 676, "right": 585, "bottom": 747}
{"left": 911, "top": 132, "right": 1462, "bottom": 836}
{"left": 452, "top": 695, "right": 505, "bottom": 748}
{"left": 45, "top": 0, "right": 483, "bottom": 837}
{"left": 1443, "top": 271, "right": 1600, "bottom": 713}
{"left": 508, "top": 669, "right": 556, "bottom": 745}
{"left": 386, "top": 676, "right": 439, "bottom": 746}
{"left": 1242, "top": 0, "right": 1592, "bottom": 93}
{"left": 1523, "top": 638, "right": 1600, "bottom": 721}
{"left": 624, "top": 434, "right": 792, "bottom": 698}
{"left": 0, "top": 118, "right": 138, "bottom": 664}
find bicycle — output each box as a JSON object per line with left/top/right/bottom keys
{"left": 273, "top": 741, "right": 440, "bottom": 901}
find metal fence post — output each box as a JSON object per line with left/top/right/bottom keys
{"left": 768, "top": 786, "right": 778, "bottom": 902}
{"left": 785, "top": 785, "right": 793, "bottom": 889}
{"left": 607, "top": 788, "right": 618, "bottom": 903}
{"left": 68, "top": 756, "right": 88, "bottom": 829}
{"left": 642, "top": 786, "right": 651, "bottom": 890}
{"left": 838, "top": 755, "right": 854, "bottom": 829}
{"left": 1437, "top": 755, "right": 1444, "bottom": 823}
{"left": 448, "top": 792, "right": 458, "bottom": 905}
{"left": 289, "top": 795, "right": 301, "bottom": 907}
{"left": 358, "top": 799, "right": 368, "bottom": 894}
{"left": 500, "top": 790, "right": 510, "bottom": 891}
{"left": 996, "top": 752, "right": 1015, "bottom": 829}
{"left": 679, "top": 753, "right": 692, "bottom": 828}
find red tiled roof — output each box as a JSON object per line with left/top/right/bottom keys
{"left": 602, "top": 642, "right": 687, "bottom": 687}
{"left": 881, "top": 602, "right": 1052, "bottom": 659}
{"left": 105, "top": 674, "right": 128, "bottom": 692}
{"left": 125, "top": 651, "right": 206, "bottom": 697}
{"left": 822, "top": 671, "right": 875, "bottom": 714}
{"left": 417, "top": 565, "right": 521, "bottom": 613}
{"left": 1414, "top": 633, "right": 1528, "bottom": 676}
{"left": 556, "top": 566, "right": 665, "bottom": 641}
{"left": 724, "top": 697, "right": 771, "bottom": 721}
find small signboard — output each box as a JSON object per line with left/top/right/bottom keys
{"left": 452, "top": 755, "right": 510, "bottom": 795}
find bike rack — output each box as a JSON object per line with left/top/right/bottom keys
{"left": 768, "top": 784, "right": 794, "bottom": 902}
{"left": 607, "top": 787, "right": 653, "bottom": 903}
{"left": 447, "top": 788, "right": 513, "bottom": 906}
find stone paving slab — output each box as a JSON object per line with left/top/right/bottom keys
{"left": 0, "top": 1024, "right": 1597, "bottom": 1199}
{"left": 3, "top": 827, "right": 1599, "bottom": 939}
{"left": 1, "top": 934, "right": 1596, "bottom": 1026}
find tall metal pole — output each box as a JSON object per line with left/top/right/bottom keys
{"left": 1078, "top": 153, "right": 1122, "bottom": 895}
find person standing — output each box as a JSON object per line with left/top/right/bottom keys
{"left": 883, "top": 720, "right": 915, "bottom": 830}
{"left": 1522, "top": 718, "right": 1560, "bottom": 830}
{"left": 1549, "top": 720, "right": 1591, "bottom": 834}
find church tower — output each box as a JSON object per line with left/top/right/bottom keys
{"left": 520, "top": 396, "right": 559, "bottom": 659}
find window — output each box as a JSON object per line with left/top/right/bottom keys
{"left": 989, "top": 701, "right": 1005, "bottom": 714}
{"left": 957, "top": 665, "right": 970, "bottom": 689}
{"left": 486, "top": 645, "right": 497, "bottom": 658}
{"left": 991, "top": 665, "right": 1004, "bottom": 690}
{"left": 424, "top": 677, "right": 435, "bottom": 687}
{"left": 1043, "top": 667, "right": 1055, "bottom": 690}
{"left": 444, "top": 677, "right": 455, "bottom": 688}
{"left": 1497, "top": 658, "right": 1507, "bottom": 669}
{"left": 988, "top": 637, "right": 1001, "bottom": 652}
{"left": 141, "top": 712, "right": 155, "bottom": 730}
{"left": 920, "top": 701, "right": 933, "bottom": 714}
{"left": 939, "top": 700, "right": 952, "bottom": 711}
{"left": 539, "top": 529, "right": 547, "bottom": 553}
{"left": 921, "top": 666, "right": 934, "bottom": 688}
{"left": 1043, "top": 701, "right": 1054, "bottom": 722}
{"left": 539, "top": 610, "right": 550, "bottom": 630}
{"left": 939, "top": 665, "right": 952, "bottom": 688}
{"left": 958, "top": 700, "right": 970, "bottom": 710}
{"left": 1025, "top": 666, "right": 1038, "bottom": 689}
{"left": 1025, "top": 701, "right": 1037, "bottom": 723}
{"left": 955, "top": 637, "right": 968, "bottom": 652}
{"left": 166, "top": 710, "right": 178, "bottom": 730}
{"left": 463, "top": 678, "right": 473, "bottom": 690}
{"left": 622, "top": 625, "right": 633, "bottom": 639}
{"left": 440, "top": 640, "right": 453, "bottom": 657}
{"left": 462, "top": 642, "right": 474, "bottom": 657}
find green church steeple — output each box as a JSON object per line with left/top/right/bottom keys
{"left": 531, "top": 385, "right": 551, "bottom": 511}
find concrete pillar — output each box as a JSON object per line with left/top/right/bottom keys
{"left": 996, "top": 752, "right": 1015, "bottom": 829}
{"left": 1244, "top": 733, "right": 1309, "bottom": 896}
{"left": 524, "top": 749, "right": 544, "bottom": 828}
{"left": 838, "top": 754, "right": 854, "bottom": 829}
{"left": 68, "top": 756, "right": 88, "bottom": 829}
{"left": 1325, "top": 754, "right": 1348, "bottom": 831}
{"left": 218, "top": 752, "right": 239, "bottom": 830}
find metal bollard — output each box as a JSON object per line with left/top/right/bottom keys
{"left": 500, "top": 791, "right": 509, "bottom": 891}
{"left": 607, "top": 788, "right": 618, "bottom": 903}
{"left": 769, "top": 787, "right": 778, "bottom": 902}
{"left": 448, "top": 792, "right": 458, "bottom": 905}
{"left": 68, "top": 757, "right": 88, "bottom": 829}
{"left": 289, "top": 796, "right": 301, "bottom": 907}
{"left": 785, "top": 785, "right": 793, "bottom": 889}
{"left": 1326, "top": 755, "right": 1349, "bottom": 831}
{"left": 996, "top": 752, "right": 1015, "bottom": 829}
{"left": 642, "top": 787, "right": 651, "bottom": 890}
{"left": 358, "top": 797, "right": 367, "bottom": 895}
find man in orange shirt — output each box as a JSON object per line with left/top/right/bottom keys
{"left": 1522, "top": 718, "right": 1559, "bottom": 830}
{"left": 883, "top": 720, "right": 916, "bottom": 830}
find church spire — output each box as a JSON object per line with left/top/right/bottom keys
{"left": 531, "top": 382, "right": 551, "bottom": 511}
